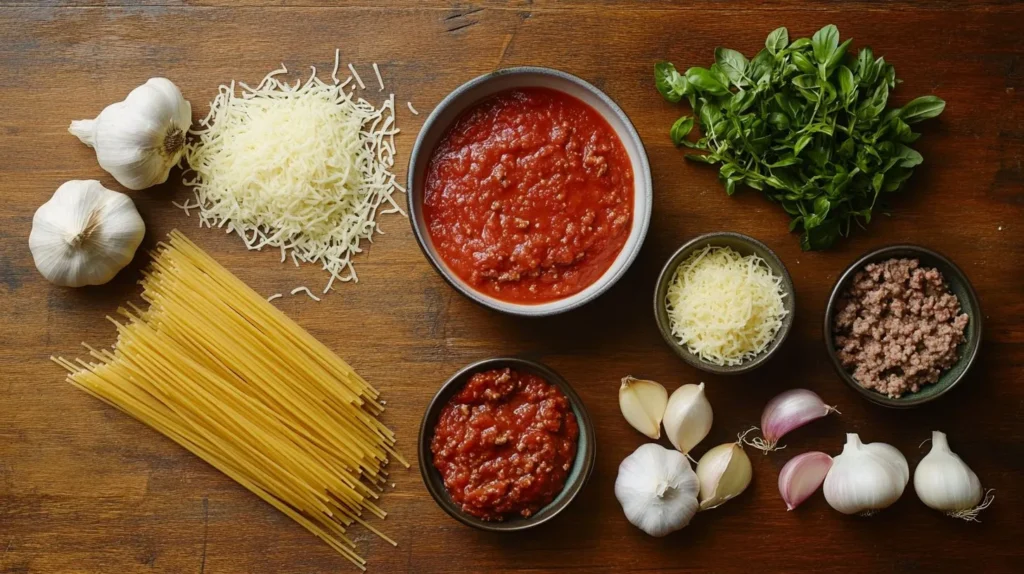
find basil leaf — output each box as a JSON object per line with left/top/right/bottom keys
{"left": 826, "top": 38, "right": 853, "bottom": 73}
{"left": 899, "top": 95, "right": 946, "bottom": 124}
{"left": 801, "top": 218, "right": 841, "bottom": 251}
{"left": 812, "top": 24, "right": 840, "bottom": 64}
{"left": 715, "top": 47, "right": 750, "bottom": 85}
{"left": 766, "top": 27, "right": 789, "bottom": 55}
{"left": 791, "top": 51, "right": 817, "bottom": 75}
{"left": 748, "top": 49, "right": 774, "bottom": 84}
{"left": 894, "top": 144, "right": 923, "bottom": 168}
{"left": 655, "top": 61, "right": 689, "bottom": 103}
{"left": 794, "top": 134, "right": 813, "bottom": 156}
{"left": 669, "top": 116, "right": 695, "bottom": 147}
{"left": 685, "top": 67, "right": 730, "bottom": 96}
{"left": 837, "top": 65, "right": 855, "bottom": 101}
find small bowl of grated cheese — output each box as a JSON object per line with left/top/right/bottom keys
{"left": 654, "top": 232, "right": 795, "bottom": 375}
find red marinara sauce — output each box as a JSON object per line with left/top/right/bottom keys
{"left": 423, "top": 87, "right": 634, "bottom": 304}
{"left": 430, "top": 368, "right": 579, "bottom": 521}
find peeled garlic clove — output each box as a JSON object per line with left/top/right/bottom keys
{"left": 751, "top": 389, "right": 839, "bottom": 452}
{"left": 914, "top": 431, "right": 992, "bottom": 521}
{"left": 615, "top": 443, "right": 699, "bottom": 537}
{"left": 778, "top": 451, "right": 833, "bottom": 510}
{"left": 823, "top": 433, "right": 908, "bottom": 516}
{"left": 695, "top": 441, "right": 752, "bottom": 510}
{"left": 618, "top": 376, "right": 668, "bottom": 439}
{"left": 663, "top": 383, "right": 713, "bottom": 454}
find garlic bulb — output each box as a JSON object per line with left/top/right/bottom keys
{"left": 29, "top": 180, "right": 145, "bottom": 287}
{"left": 70, "top": 78, "right": 191, "bottom": 190}
{"left": 823, "top": 433, "right": 908, "bottom": 515}
{"left": 695, "top": 440, "right": 752, "bottom": 510}
{"left": 614, "top": 443, "right": 699, "bottom": 537}
{"left": 914, "top": 430, "right": 993, "bottom": 521}
{"left": 662, "top": 383, "right": 713, "bottom": 454}
{"left": 619, "top": 377, "right": 668, "bottom": 439}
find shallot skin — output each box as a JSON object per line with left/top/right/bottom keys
{"left": 757, "top": 389, "right": 837, "bottom": 451}
{"left": 778, "top": 451, "right": 833, "bottom": 510}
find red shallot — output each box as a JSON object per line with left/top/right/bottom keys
{"left": 746, "top": 389, "right": 839, "bottom": 453}
{"left": 778, "top": 451, "right": 833, "bottom": 510}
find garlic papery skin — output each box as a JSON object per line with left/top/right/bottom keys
{"left": 695, "top": 441, "right": 752, "bottom": 510}
{"left": 662, "top": 383, "right": 713, "bottom": 454}
{"left": 823, "top": 433, "right": 908, "bottom": 516}
{"left": 614, "top": 443, "right": 699, "bottom": 537}
{"left": 778, "top": 451, "right": 832, "bottom": 510}
{"left": 619, "top": 377, "right": 668, "bottom": 439}
{"left": 914, "top": 431, "right": 993, "bottom": 521}
{"left": 29, "top": 180, "right": 145, "bottom": 287}
{"left": 70, "top": 78, "right": 191, "bottom": 190}
{"left": 747, "top": 389, "right": 839, "bottom": 453}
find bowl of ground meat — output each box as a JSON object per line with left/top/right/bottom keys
{"left": 824, "top": 246, "right": 981, "bottom": 408}
{"left": 419, "top": 357, "right": 596, "bottom": 531}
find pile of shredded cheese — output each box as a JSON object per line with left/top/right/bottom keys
{"left": 181, "top": 54, "right": 404, "bottom": 293}
{"left": 666, "top": 245, "right": 788, "bottom": 366}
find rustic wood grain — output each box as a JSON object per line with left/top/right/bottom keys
{"left": 1, "top": 2, "right": 1022, "bottom": 573}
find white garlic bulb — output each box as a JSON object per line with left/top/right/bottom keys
{"left": 29, "top": 180, "right": 145, "bottom": 287}
{"left": 614, "top": 443, "right": 699, "bottom": 537}
{"left": 70, "top": 78, "right": 191, "bottom": 190}
{"left": 823, "top": 433, "right": 908, "bottom": 515}
{"left": 662, "top": 383, "right": 713, "bottom": 454}
{"left": 914, "top": 430, "right": 993, "bottom": 521}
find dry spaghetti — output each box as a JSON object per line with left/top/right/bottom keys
{"left": 53, "top": 230, "right": 406, "bottom": 570}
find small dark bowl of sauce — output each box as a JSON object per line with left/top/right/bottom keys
{"left": 418, "top": 357, "right": 596, "bottom": 531}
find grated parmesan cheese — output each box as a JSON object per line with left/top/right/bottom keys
{"left": 666, "top": 245, "right": 788, "bottom": 366}
{"left": 407, "top": 101, "right": 419, "bottom": 115}
{"left": 266, "top": 293, "right": 283, "bottom": 302}
{"left": 182, "top": 60, "right": 405, "bottom": 295}
{"left": 372, "top": 62, "right": 384, "bottom": 91}
{"left": 291, "top": 286, "right": 321, "bottom": 302}
{"left": 348, "top": 63, "right": 365, "bottom": 89}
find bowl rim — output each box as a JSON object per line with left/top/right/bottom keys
{"left": 653, "top": 231, "right": 796, "bottom": 375}
{"left": 823, "top": 244, "right": 983, "bottom": 408}
{"left": 406, "top": 65, "right": 653, "bottom": 317}
{"left": 417, "top": 357, "right": 597, "bottom": 531}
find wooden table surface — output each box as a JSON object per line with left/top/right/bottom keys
{"left": 1, "top": 1, "right": 1022, "bottom": 573}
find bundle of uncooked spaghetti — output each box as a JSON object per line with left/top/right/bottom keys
{"left": 53, "top": 230, "right": 406, "bottom": 570}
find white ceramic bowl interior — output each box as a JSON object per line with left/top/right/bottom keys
{"left": 408, "top": 67, "right": 652, "bottom": 316}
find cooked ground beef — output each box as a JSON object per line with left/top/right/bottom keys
{"left": 833, "top": 258, "right": 969, "bottom": 398}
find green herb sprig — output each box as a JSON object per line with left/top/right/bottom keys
{"left": 655, "top": 25, "right": 945, "bottom": 250}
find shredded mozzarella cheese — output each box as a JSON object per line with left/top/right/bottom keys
{"left": 266, "top": 293, "right": 283, "bottom": 302}
{"left": 183, "top": 61, "right": 405, "bottom": 294}
{"left": 348, "top": 63, "right": 365, "bottom": 89}
{"left": 665, "top": 245, "right": 787, "bottom": 366}
{"left": 407, "top": 101, "right": 419, "bottom": 115}
{"left": 372, "top": 62, "right": 384, "bottom": 91}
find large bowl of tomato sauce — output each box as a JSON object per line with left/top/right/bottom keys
{"left": 408, "top": 67, "right": 653, "bottom": 316}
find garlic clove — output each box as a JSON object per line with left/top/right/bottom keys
{"left": 749, "top": 388, "right": 839, "bottom": 452}
{"left": 70, "top": 78, "right": 191, "bottom": 190}
{"left": 615, "top": 443, "right": 699, "bottom": 537}
{"left": 823, "top": 433, "right": 908, "bottom": 516}
{"left": 695, "top": 441, "right": 752, "bottom": 510}
{"left": 619, "top": 376, "right": 668, "bottom": 439}
{"left": 778, "top": 451, "right": 833, "bottom": 510}
{"left": 914, "top": 430, "right": 992, "bottom": 521}
{"left": 29, "top": 180, "right": 145, "bottom": 287}
{"left": 662, "top": 382, "right": 713, "bottom": 454}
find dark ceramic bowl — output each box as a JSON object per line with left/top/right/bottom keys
{"left": 406, "top": 66, "right": 653, "bottom": 317}
{"left": 418, "top": 357, "right": 596, "bottom": 531}
{"left": 654, "top": 232, "right": 796, "bottom": 375}
{"left": 824, "top": 245, "right": 982, "bottom": 408}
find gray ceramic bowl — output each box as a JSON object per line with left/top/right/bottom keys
{"left": 824, "top": 245, "right": 982, "bottom": 408}
{"left": 406, "top": 66, "right": 653, "bottom": 317}
{"left": 654, "top": 232, "right": 796, "bottom": 375}
{"left": 418, "top": 357, "right": 596, "bottom": 531}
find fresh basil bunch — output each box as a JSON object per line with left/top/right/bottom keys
{"left": 656, "top": 25, "right": 945, "bottom": 250}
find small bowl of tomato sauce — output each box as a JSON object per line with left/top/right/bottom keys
{"left": 408, "top": 67, "right": 652, "bottom": 316}
{"left": 418, "top": 357, "right": 596, "bottom": 531}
